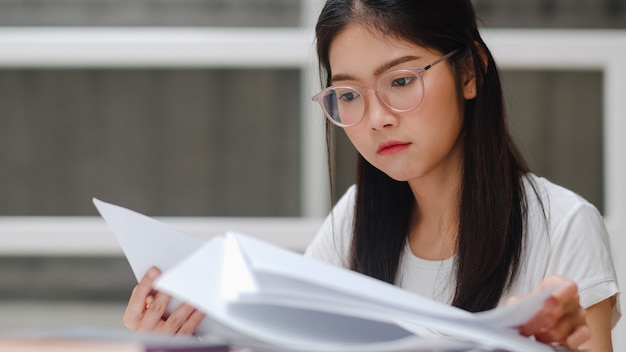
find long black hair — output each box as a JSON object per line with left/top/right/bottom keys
{"left": 316, "top": 0, "right": 532, "bottom": 312}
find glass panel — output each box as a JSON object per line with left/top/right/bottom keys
{"left": 0, "top": 69, "right": 301, "bottom": 216}
{"left": 473, "top": 0, "right": 626, "bottom": 29}
{"left": 0, "top": 0, "right": 300, "bottom": 27}
{"left": 502, "top": 69, "right": 604, "bottom": 213}
{"left": 0, "top": 257, "right": 134, "bottom": 301}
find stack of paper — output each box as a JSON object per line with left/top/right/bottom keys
{"left": 94, "top": 199, "right": 556, "bottom": 352}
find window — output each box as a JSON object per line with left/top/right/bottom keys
{"left": 0, "top": 68, "right": 301, "bottom": 216}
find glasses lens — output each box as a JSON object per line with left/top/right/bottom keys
{"left": 320, "top": 87, "right": 364, "bottom": 126}
{"left": 378, "top": 70, "right": 423, "bottom": 111}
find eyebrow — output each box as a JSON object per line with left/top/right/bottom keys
{"left": 331, "top": 55, "right": 422, "bottom": 83}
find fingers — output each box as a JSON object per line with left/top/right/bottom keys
{"left": 520, "top": 282, "right": 578, "bottom": 334}
{"left": 123, "top": 266, "right": 161, "bottom": 330}
{"left": 566, "top": 324, "right": 592, "bottom": 348}
{"left": 533, "top": 296, "right": 587, "bottom": 346}
{"left": 159, "top": 304, "right": 206, "bottom": 336}
{"left": 138, "top": 290, "right": 173, "bottom": 331}
{"left": 122, "top": 266, "right": 205, "bottom": 336}
{"left": 518, "top": 276, "right": 590, "bottom": 349}
{"left": 177, "top": 309, "right": 206, "bottom": 335}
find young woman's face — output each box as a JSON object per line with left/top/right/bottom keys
{"left": 328, "top": 24, "right": 475, "bottom": 183}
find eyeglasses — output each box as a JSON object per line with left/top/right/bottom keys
{"left": 311, "top": 49, "right": 460, "bottom": 127}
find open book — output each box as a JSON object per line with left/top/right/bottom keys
{"left": 94, "top": 199, "right": 558, "bottom": 352}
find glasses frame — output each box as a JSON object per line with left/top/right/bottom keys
{"left": 312, "top": 49, "right": 460, "bottom": 127}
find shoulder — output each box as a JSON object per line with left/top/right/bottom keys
{"left": 523, "top": 173, "right": 593, "bottom": 214}
{"left": 333, "top": 184, "right": 358, "bottom": 216}
{"left": 522, "top": 173, "right": 608, "bottom": 250}
{"left": 522, "top": 173, "right": 604, "bottom": 234}
{"left": 304, "top": 185, "right": 357, "bottom": 267}
{"left": 519, "top": 174, "right": 619, "bottom": 319}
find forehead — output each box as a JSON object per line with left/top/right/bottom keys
{"left": 328, "top": 24, "right": 433, "bottom": 74}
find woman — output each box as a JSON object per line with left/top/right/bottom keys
{"left": 306, "top": 0, "right": 619, "bottom": 349}
{"left": 123, "top": 0, "right": 620, "bottom": 350}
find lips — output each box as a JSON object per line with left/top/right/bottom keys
{"left": 377, "top": 141, "right": 411, "bottom": 155}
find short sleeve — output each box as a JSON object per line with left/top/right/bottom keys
{"left": 304, "top": 185, "right": 356, "bottom": 268}
{"left": 546, "top": 202, "right": 621, "bottom": 326}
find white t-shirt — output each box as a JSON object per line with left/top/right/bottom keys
{"left": 305, "top": 174, "right": 621, "bottom": 326}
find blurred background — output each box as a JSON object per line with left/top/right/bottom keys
{"left": 0, "top": 0, "right": 624, "bottom": 347}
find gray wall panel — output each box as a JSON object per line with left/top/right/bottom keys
{"left": 0, "top": 69, "right": 301, "bottom": 216}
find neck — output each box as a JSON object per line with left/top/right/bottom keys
{"left": 407, "top": 158, "right": 462, "bottom": 261}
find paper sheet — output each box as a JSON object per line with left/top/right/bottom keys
{"left": 94, "top": 198, "right": 555, "bottom": 352}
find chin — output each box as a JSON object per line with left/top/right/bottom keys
{"left": 382, "top": 170, "right": 415, "bottom": 182}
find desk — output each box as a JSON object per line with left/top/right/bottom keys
{"left": 0, "top": 328, "right": 233, "bottom": 352}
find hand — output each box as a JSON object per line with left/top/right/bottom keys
{"left": 122, "top": 266, "right": 205, "bottom": 335}
{"left": 511, "top": 276, "right": 590, "bottom": 349}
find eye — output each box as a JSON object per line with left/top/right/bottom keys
{"left": 391, "top": 76, "right": 415, "bottom": 87}
{"left": 337, "top": 90, "right": 360, "bottom": 102}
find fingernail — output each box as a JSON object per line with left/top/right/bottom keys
{"left": 147, "top": 267, "right": 160, "bottom": 280}
{"left": 544, "top": 297, "right": 557, "bottom": 311}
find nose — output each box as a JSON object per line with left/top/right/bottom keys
{"left": 364, "top": 90, "right": 397, "bottom": 130}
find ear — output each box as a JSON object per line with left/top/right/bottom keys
{"left": 461, "top": 42, "right": 488, "bottom": 100}
{"left": 461, "top": 69, "right": 476, "bottom": 100}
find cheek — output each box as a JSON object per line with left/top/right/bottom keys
{"left": 415, "top": 78, "right": 465, "bottom": 151}
{"left": 420, "top": 74, "right": 464, "bottom": 123}
{"left": 424, "top": 74, "right": 459, "bottom": 107}
{"left": 343, "top": 128, "right": 366, "bottom": 154}
{"left": 342, "top": 127, "right": 379, "bottom": 164}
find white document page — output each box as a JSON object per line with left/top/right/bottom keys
{"left": 94, "top": 199, "right": 556, "bottom": 352}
